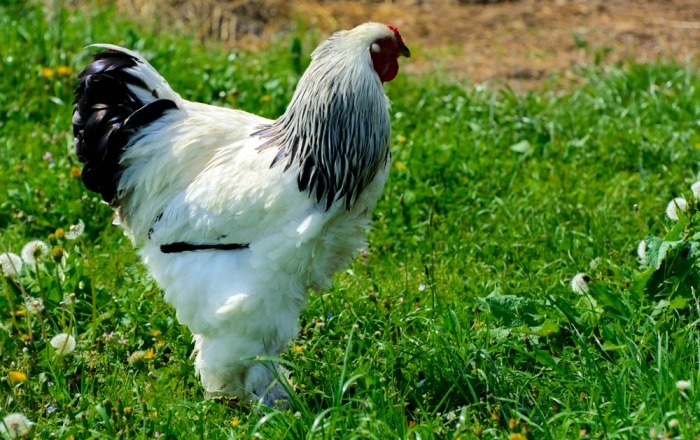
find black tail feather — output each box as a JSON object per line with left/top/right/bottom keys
{"left": 73, "top": 49, "right": 177, "bottom": 204}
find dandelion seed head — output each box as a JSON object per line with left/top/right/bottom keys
{"left": 668, "top": 418, "right": 679, "bottom": 428}
{"left": 675, "top": 380, "right": 691, "bottom": 391}
{"left": 64, "top": 220, "right": 84, "bottom": 240}
{"left": 637, "top": 239, "right": 647, "bottom": 261}
{"left": 21, "top": 240, "right": 49, "bottom": 266}
{"left": 665, "top": 197, "right": 687, "bottom": 221}
{"left": 50, "top": 333, "right": 76, "bottom": 355}
{"left": 692, "top": 181, "right": 700, "bottom": 199}
{"left": 25, "top": 297, "right": 44, "bottom": 314}
{"left": 0, "top": 253, "right": 22, "bottom": 277}
{"left": 571, "top": 273, "right": 590, "bottom": 295}
{"left": 0, "top": 413, "right": 34, "bottom": 439}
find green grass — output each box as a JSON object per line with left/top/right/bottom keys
{"left": 2, "top": 1, "right": 700, "bottom": 438}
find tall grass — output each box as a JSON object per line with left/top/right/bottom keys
{"left": 1, "top": 1, "right": 699, "bottom": 438}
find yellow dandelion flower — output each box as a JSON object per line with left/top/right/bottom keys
{"left": 509, "top": 418, "right": 518, "bottom": 429}
{"left": 293, "top": 345, "right": 303, "bottom": 353}
{"left": 143, "top": 348, "right": 155, "bottom": 360}
{"left": 151, "top": 411, "right": 158, "bottom": 418}
{"left": 156, "top": 340, "right": 164, "bottom": 348}
{"left": 41, "top": 67, "right": 56, "bottom": 78}
{"left": 8, "top": 370, "right": 27, "bottom": 383}
{"left": 150, "top": 329, "right": 161, "bottom": 337}
{"left": 70, "top": 166, "right": 82, "bottom": 178}
{"left": 397, "top": 135, "right": 407, "bottom": 143}
{"left": 260, "top": 95, "right": 271, "bottom": 103}
{"left": 393, "top": 161, "right": 408, "bottom": 171}
{"left": 230, "top": 417, "right": 239, "bottom": 427}
{"left": 14, "top": 309, "right": 26, "bottom": 317}
{"left": 123, "top": 407, "right": 132, "bottom": 415}
{"left": 54, "top": 228, "right": 64, "bottom": 239}
{"left": 509, "top": 434, "right": 526, "bottom": 440}
{"left": 66, "top": 435, "right": 75, "bottom": 440}
{"left": 408, "top": 420, "right": 416, "bottom": 428}
{"left": 57, "top": 65, "right": 74, "bottom": 76}
{"left": 51, "top": 246, "right": 64, "bottom": 262}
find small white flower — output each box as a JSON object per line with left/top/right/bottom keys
{"left": 64, "top": 219, "right": 85, "bottom": 240}
{"left": 665, "top": 197, "right": 687, "bottom": 221}
{"left": 691, "top": 181, "right": 700, "bottom": 199}
{"left": 50, "top": 333, "right": 76, "bottom": 355}
{"left": 20, "top": 240, "right": 49, "bottom": 266}
{"left": 25, "top": 297, "right": 44, "bottom": 314}
{"left": 637, "top": 239, "right": 647, "bottom": 261}
{"left": 675, "top": 380, "right": 691, "bottom": 391}
{"left": 571, "top": 273, "right": 590, "bottom": 294}
{"left": 0, "top": 253, "right": 22, "bottom": 277}
{"left": 418, "top": 283, "right": 426, "bottom": 292}
{"left": 668, "top": 418, "right": 679, "bottom": 428}
{"left": 0, "top": 412, "right": 34, "bottom": 439}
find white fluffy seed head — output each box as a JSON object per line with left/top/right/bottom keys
{"left": 20, "top": 240, "right": 49, "bottom": 266}
{"left": 676, "top": 380, "right": 691, "bottom": 391}
{"left": 25, "top": 297, "right": 44, "bottom": 314}
{"left": 0, "top": 252, "right": 22, "bottom": 278}
{"left": 0, "top": 412, "right": 34, "bottom": 439}
{"left": 691, "top": 181, "right": 700, "bottom": 199}
{"left": 65, "top": 219, "right": 85, "bottom": 240}
{"left": 571, "top": 273, "right": 590, "bottom": 295}
{"left": 665, "top": 197, "right": 687, "bottom": 221}
{"left": 637, "top": 239, "right": 647, "bottom": 261}
{"left": 50, "top": 333, "right": 76, "bottom": 355}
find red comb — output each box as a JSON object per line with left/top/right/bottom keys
{"left": 386, "top": 24, "right": 404, "bottom": 45}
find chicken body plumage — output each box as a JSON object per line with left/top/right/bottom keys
{"left": 73, "top": 23, "right": 409, "bottom": 405}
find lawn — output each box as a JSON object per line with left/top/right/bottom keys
{"left": 1, "top": 1, "right": 700, "bottom": 439}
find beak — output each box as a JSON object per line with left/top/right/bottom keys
{"left": 398, "top": 44, "right": 411, "bottom": 58}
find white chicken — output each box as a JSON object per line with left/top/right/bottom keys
{"left": 73, "top": 22, "right": 409, "bottom": 405}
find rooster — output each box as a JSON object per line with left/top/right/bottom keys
{"left": 73, "top": 22, "right": 409, "bottom": 405}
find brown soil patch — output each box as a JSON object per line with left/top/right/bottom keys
{"left": 119, "top": 0, "right": 700, "bottom": 89}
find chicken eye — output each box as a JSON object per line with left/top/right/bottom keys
{"left": 370, "top": 43, "right": 381, "bottom": 53}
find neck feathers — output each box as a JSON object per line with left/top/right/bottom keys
{"left": 257, "top": 46, "right": 391, "bottom": 211}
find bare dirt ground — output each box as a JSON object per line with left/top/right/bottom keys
{"left": 121, "top": 0, "right": 700, "bottom": 89}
